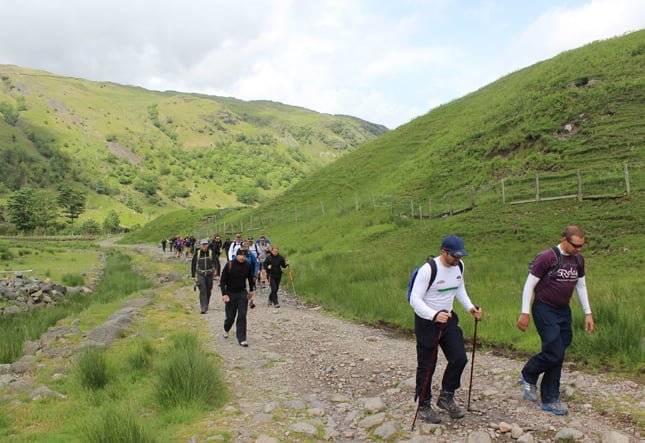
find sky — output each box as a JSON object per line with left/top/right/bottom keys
{"left": 0, "top": 0, "right": 643, "bottom": 129}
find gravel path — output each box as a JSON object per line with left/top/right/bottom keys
{"left": 178, "top": 278, "right": 643, "bottom": 443}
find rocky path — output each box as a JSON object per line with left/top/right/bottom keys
{"left": 182, "top": 281, "right": 643, "bottom": 443}
{"left": 106, "top": 242, "right": 644, "bottom": 442}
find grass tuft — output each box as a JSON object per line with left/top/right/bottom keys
{"left": 155, "top": 331, "right": 226, "bottom": 409}
{"left": 61, "top": 273, "right": 85, "bottom": 287}
{"left": 83, "top": 403, "right": 157, "bottom": 443}
{"left": 76, "top": 346, "right": 110, "bottom": 390}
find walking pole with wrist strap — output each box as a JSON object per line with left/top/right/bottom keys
{"left": 411, "top": 310, "right": 448, "bottom": 431}
{"left": 466, "top": 305, "right": 480, "bottom": 411}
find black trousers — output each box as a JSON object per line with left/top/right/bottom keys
{"left": 268, "top": 274, "right": 282, "bottom": 305}
{"left": 224, "top": 290, "right": 249, "bottom": 342}
{"left": 415, "top": 312, "right": 468, "bottom": 405}
{"left": 197, "top": 273, "right": 213, "bottom": 312}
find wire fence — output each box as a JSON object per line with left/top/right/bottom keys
{"left": 201, "top": 161, "right": 644, "bottom": 235}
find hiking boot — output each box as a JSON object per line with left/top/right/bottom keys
{"left": 419, "top": 403, "right": 441, "bottom": 424}
{"left": 436, "top": 391, "right": 465, "bottom": 419}
{"left": 239, "top": 340, "right": 248, "bottom": 347}
{"left": 520, "top": 375, "right": 538, "bottom": 402}
{"left": 274, "top": 304, "right": 280, "bottom": 308}
{"left": 540, "top": 401, "right": 568, "bottom": 415}
{"left": 222, "top": 331, "right": 229, "bottom": 339}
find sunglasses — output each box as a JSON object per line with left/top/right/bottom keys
{"left": 566, "top": 239, "right": 585, "bottom": 249}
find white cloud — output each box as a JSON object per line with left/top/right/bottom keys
{"left": 0, "top": 0, "right": 643, "bottom": 128}
{"left": 515, "top": 0, "right": 645, "bottom": 64}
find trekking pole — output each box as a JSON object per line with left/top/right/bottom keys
{"left": 288, "top": 267, "right": 297, "bottom": 297}
{"left": 466, "top": 305, "right": 480, "bottom": 411}
{"left": 411, "top": 313, "right": 448, "bottom": 432}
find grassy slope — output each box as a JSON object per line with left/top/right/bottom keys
{"left": 142, "top": 31, "right": 645, "bottom": 373}
{"left": 0, "top": 66, "right": 387, "bottom": 226}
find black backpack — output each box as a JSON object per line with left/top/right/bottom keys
{"left": 406, "top": 258, "right": 464, "bottom": 301}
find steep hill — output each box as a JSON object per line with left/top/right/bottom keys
{"left": 0, "top": 66, "right": 387, "bottom": 226}
{"left": 270, "top": 30, "right": 644, "bottom": 203}
{"left": 158, "top": 30, "right": 645, "bottom": 372}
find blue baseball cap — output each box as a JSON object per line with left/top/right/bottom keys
{"left": 440, "top": 235, "right": 468, "bottom": 258}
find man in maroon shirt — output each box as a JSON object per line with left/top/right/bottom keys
{"left": 517, "top": 226, "right": 595, "bottom": 415}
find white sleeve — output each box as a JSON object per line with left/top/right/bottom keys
{"left": 521, "top": 274, "right": 541, "bottom": 314}
{"left": 455, "top": 282, "right": 475, "bottom": 313}
{"left": 409, "top": 263, "right": 437, "bottom": 320}
{"left": 228, "top": 244, "right": 235, "bottom": 261}
{"left": 575, "top": 276, "right": 592, "bottom": 314}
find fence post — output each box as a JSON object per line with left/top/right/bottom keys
{"left": 250, "top": 215, "right": 253, "bottom": 230}
{"left": 338, "top": 196, "right": 342, "bottom": 212}
{"left": 419, "top": 205, "right": 422, "bottom": 219}
{"left": 501, "top": 178, "right": 506, "bottom": 204}
{"left": 577, "top": 169, "right": 583, "bottom": 201}
{"left": 428, "top": 198, "right": 432, "bottom": 219}
{"left": 410, "top": 199, "right": 414, "bottom": 218}
{"left": 535, "top": 174, "right": 540, "bottom": 202}
{"left": 295, "top": 207, "right": 298, "bottom": 223}
{"left": 240, "top": 220, "right": 244, "bottom": 232}
{"left": 355, "top": 193, "right": 360, "bottom": 212}
{"left": 372, "top": 193, "right": 376, "bottom": 209}
{"left": 624, "top": 163, "right": 631, "bottom": 195}
{"left": 320, "top": 201, "right": 325, "bottom": 215}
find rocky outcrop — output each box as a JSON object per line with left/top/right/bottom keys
{"left": 0, "top": 276, "right": 85, "bottom": 314}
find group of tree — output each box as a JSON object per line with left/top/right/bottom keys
{"left": 0, "top": 185, "right": 121, "bottom": 235}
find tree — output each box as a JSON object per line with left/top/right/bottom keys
{"left": 33, "top": 195, "right": 60, "bottom": 233}
{"left": 102, "top": 210, "right": 121, "bottom": 233}
{"left": 6, "top": 187, "right": 38, "bottom": 231}
{"left": 80, "top": 218, "right": 101, "bottom": 235}
{"left": 57, "top": 185, "right": 86, "bottom": 226}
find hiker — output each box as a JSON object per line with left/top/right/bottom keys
{"left": 210, "top": 234, "right": 223, "bottom": 257}
{"left": 174, "top": 237, "right": 184, "bottom": 258}
{"left": 243, "top": 239, "right": 260, "bottom": 280}
{"left": 191, "top": 239, "right": 220, "bottom": 314}
{"left": 161, "top": 238, "right": 167, "bottom": 253}
{"left": 222, "top": 237, "right": 232, "bottom": 261}
{"left": 255, "top": 235, "right": 271, "bottom": 283}
{"left": 409, "top": 235, "right": 482, "bottom": 424}
{"left": 220, "top": 248, "right": 255, "bottom": 347}
{"left": 518, "top": 225, "right": 594, "bottom": 416}
{"left": 264, "top": 246, "right": 289, "bottom": 308}
{"left": 227, "top": 232, "right": 245, "bottom": 261}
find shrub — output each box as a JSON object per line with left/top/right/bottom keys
{"left": 76, "top": 346, "right": 110, "bottom": 390}
{"left": 83, "top": 404, "right": 156, "bottom": 443}
{"left": 155, "top": 332, "right": 226, "bottom": 409}
{"left": 61, "top": 273, "right": 85, "bottom": 287}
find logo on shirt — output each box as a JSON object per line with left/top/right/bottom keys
{"left": 555, "top": 267, "right": 579, "bottom": 280}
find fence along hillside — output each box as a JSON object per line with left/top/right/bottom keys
{"left": 201, "top": 161, "right": 644, "bottom": 234}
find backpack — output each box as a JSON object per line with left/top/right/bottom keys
{"left": 407, "top": 258, "right": 464, "bottom": 301}
{"left": 529, "top": 246, "right": 580, "bottom": 278}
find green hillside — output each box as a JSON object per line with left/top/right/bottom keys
{"left": 139, "top": 31, "right": 645, "bottom": 373}
{"left": 0, "top": 66, "right": 387, "bottom": 227}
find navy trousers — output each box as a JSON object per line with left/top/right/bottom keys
{"left": 522, "top": 300, "right": 573, "bottom": 403}
{"left": 415, "top": 312, "right": 468, "bottom": 405}
{"left": 224, "top": 290, "right": 249, "bottom": 342}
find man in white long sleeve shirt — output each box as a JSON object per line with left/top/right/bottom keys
{"left": 517, "top": 225, "right": 595, "bottom": 416}
{"left": 410, "top": 235, "right": 482, "bottom": 424}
